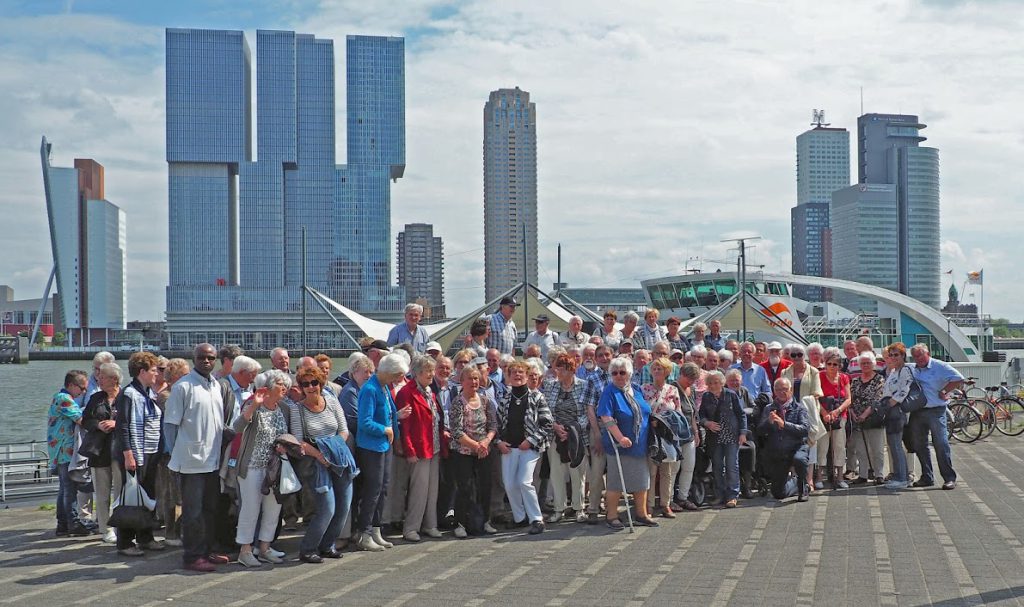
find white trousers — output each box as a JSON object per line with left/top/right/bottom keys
{"left": 851, "top": 428, "right": 886, "bottom": 479}
{"left": 547, "top": 442, "right": 586, "bottom": 512}
{"left": 502, "top": 448, "right": 542, "bottom": 524}
{"left": 91, "top": 465, "right": 123, "bottom": 533}
{"left": 236, "top": 467, "right": 282, "bottom": 545}
{"left": 586, "top": 448, "right": 606, "bottom": 514}
{"left": 676, "top": 441, "right": 697, "bottom": 500}
{"left": 404, "top": 457, "right": 439, "bottom": 535}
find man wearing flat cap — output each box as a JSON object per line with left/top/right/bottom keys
{"left": 487, "top": 296, "right": 519, "bottom": 355}
{"left": 524, "top": 314, "right": 558, "bottom": 359}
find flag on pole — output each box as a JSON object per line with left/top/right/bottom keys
{"left": 967, "top": 270, "right": 983, "bottom": 285}
{"left": 944, "top": 269, "right": 953, "bottom": 275}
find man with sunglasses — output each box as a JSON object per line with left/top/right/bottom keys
{"left": 163, "top": 343, "right": 227, "bottom": 573}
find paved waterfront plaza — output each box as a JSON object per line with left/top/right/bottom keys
{"left": 2, "top": 435, "right": 1024, "bottom": 606}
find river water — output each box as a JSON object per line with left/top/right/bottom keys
{"left": 0, "top": 358, "right": 348, "bottom": 444}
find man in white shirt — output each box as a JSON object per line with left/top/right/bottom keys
{"left": 163, "top": 343, "right": 226, "bottom": 573}
{"left": 524, "top": 315, "right": 558, "bottom": 359}
{"left": 560, "top": 315, "right": 590, "bottom": 348}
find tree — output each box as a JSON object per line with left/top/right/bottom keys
{"left": 52, "top": 332, "right": 66, "bottom": 346}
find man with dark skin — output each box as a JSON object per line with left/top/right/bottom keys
{"left": 163, "top": 343, "right": 227, "bottom": 573}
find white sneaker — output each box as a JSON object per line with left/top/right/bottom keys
{"left": 357, "top": 533, "right": 384, "bottom": 552}
{"left": 238, "top": 551, "right": 262, "bottom": 568}
{"left": 102, "top": 529, "right": 117, "bottom": 544}
{"left": 421, "top": 528, "right": 442, "bottom": 538}
{"left": 261, "top": 546, "right": 285, "bottom": 559}
{"left": 453, "top": 524, "right": 468, "bottom": 539}
{"left": 164, "top": 538, "right": 183, "bottom": 547}
{"left": 370, "top": 527, "right": 394, "bottom": 549}
{"left": 482, "top": 521, "right": 498, "bottom": 534}
{"left": 545, "top": 511, "right": 563, "bottom": 524}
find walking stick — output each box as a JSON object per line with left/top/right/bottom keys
{"left": 858, "top": 417, "right": 875, "bottom": 481}
{"left": 608, "top": 437, "right": 635, "bottom": 534}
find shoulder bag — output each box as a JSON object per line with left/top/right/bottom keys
{"left": 900, "top": 369, "right": 928, "bottom": 414}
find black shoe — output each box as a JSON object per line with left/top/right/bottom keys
{"left": 851, "top": 477, "right": 868, "bottom": 485}
{"left": 797, "top": 494, "right": 809, "bottom": 502}
{"left": 912, "top": 479, "right": 934, "bottom": 488}
{"left": 584, "top": 512, "right": 601, "bottom": 525}
{"left": 55, "top": 528, "right": 69, "bottom": 537}
{"left": 318, "top": 547, "right": 343, "bottom": 559}
{"left": 508, "top": 518, "right": 529, "bottom": 529}
{"left": 528, "top": 521, "right": 545, "bottom": 535}
{"left": 67, "top": 523, "right": 91, "bottom": 537}
{"left": 635, "top": 517, "right": 660, "bottom": 528}
{"left": 299, "top": 552, "right": 323, "bottom": 564}
{"left": 942, "top": 481, "right": 956, "bottom": 490}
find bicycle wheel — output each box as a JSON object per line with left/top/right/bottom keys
{"left": 994, "top": 397, "right": 1024, "bottom": 437}
{"left": 947, "top": 402, "right": 983, "bottom": 443}
{"left": 966, "top": 398, "right": 997, "bottom": 439}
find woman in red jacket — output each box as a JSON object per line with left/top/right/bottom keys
{"left": 397, "top": 355, "right": 448, "bottom": 542}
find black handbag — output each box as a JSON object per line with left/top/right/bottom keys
{"left": 881, "top": 397, "right": 907, "bottom": 434}
{"left": 108, "top": 474, "right": 158, "bottom": 531}
{"left": 899, "top": 376, "right": 928, "bottom": 414}
{"left": 859, "top": 402, "right": 887, "bottom": 430}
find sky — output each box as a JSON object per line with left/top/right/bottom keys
{"left": 1, "top": 0, "right": 1022, "bottom": 322}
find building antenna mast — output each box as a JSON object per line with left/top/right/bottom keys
{"left": 811, "top": 109, "right": 830, "bottom": 128}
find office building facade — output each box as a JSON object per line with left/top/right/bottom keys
{"left": 164, "top": 29, "right": 406, "bottom": 350}
{"left": 791, "top": 125, "right": 849, "bottom": 301}
{"left": 830, "top": 184, "right": 899, "bottom": 313}
{"left": 39, "top": 138, "right": 126, "bottom": 344}
{"left": 484, "top": 87, "right": 537, "bottom": 301}
{"left": 397, "top": 224, "right": 445, "bottom": 319}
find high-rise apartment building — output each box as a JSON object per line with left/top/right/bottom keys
{"left": 830, "top": 114, "right": 940, "bottom": 309}
{"left": 790, "top": 121, "right": 849, "bottom": 301}
{"left": 484, "top": 87, "right": 537, "bottom": 302}
{"left": 164, "top": 28, "right": 406, "bottom": 350}
{"left": 39, "top": 137, "right": 126, "bottom": 345}
{"left": 397, "top": 224, "right": 445, "bottom": 319}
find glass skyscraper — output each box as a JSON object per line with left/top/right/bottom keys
{"left": 165, "top": 29, "right": 406, "bottom": 350}
{"left": 484, "top": 87, "right": 537, "bottom": 302}
{"left": 397, "top": 223, "right": 445, "bottom": 319}
{"left": 790, "top": 124, "right": 849, "bottom": 301}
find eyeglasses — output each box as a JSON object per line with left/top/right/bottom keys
{"left": 610, "top": 370, "right": 629, "bottom": 376}
{"left": 156, "top": 367, "right": 167, "bottom": 372}
{"left": 299, "top": 380, "right": 321, "bottom": 388}
{"left": 791, "top": 353, "right": 804, "bottom": 358}
{"left": 825, "top": 362, "right": 841, "bottom": 367}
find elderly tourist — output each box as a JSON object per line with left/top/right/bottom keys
{"left": 154, "top": 358, "right": 189, "bottom": 547}
{"left": 759, "top": 378, "right": 811, "bottom": 501}
{"left": 642, "top": 357, "right": 682, "bottom": 517}
{"left": 356, "top": 353, "right": 410, "bottom": 550}
{"left": 620, "top": 311, "right": 640, "bottom": 346}
{"left": 315, "top": 354, "right": 343, "bottom": 396}
{"left": 49, "top": 370, "right": 89, "bottom": 537}
{"left": 807, "top": 342, "right": 825, "bottom": 370}
{"left": 397, "top": 356, "right": 446, "bottom": 543}
{"left": 80, "top": 362, "right": 125, "bottom": 544}
{"left": 704, "top": 320, "right": 726, "bottom": 351}
{"left": 165, "top": 344, "right": 229, "bottom": 572}
{"left": 115, "top": 352, "right": 165, "bottom": 556}
{"left": 882, "top": 343, "right": 914, "bottom": 490}
{"left": 717, "top": 349, "right": 734, "bottom": 372}
{"left": 908, "top": 343, "right": 963, "bottom": 490}
{"left": 524, "top": 314, "right": 558, "bottom": 359}
{"left": 849, "top": 353, "right": 887, "bottom": 485}
{"left": 486, "top": 296, "right": 519, "bottom": 355}
{"left": 496, "top": 359, "right": 553, "bottom": 535}
{"left": 782, "top": 344, "right": 824, "bottom": 492}
{"left": 818, "top": 348, "right": 851, "bottom": 489}
{"left": 579, "top": 344, "right": 614, "bottom": 524}
{"left": 690, "top": 323, "right": 707, "bottom": 351}
{"left": 598, "top": 357, "right": 656, "bottom": 529}
{"left": 761, "top": 342, "right": 791, "bottom": 387}
{"left": 733, "top": 342, "right": 771, "bottom": 402}
{"left": 449, "top": 365, "right": 499, "bottom": 537}
{"left": 231, "top": 370, "right": 291, "bottom": 567}
{"left": 671, "top": 363, "right": 702, "bottom": 511}
{"left": 705, "top": 349, "right": 720, "bottom": 372}
{"left": 699, "top": 370, "right": 747, "bottom": 508}
{"left": 541, "top": 353, "right": 590, "bottom": 523}
{"left": 634, "top": 308, "right": 667, "bottom": 350}
{"left": 665, "top": 316, "right": 690, "bottom": 352}
{"left": 594, "top": 310, "right": 624, "bottom": 350}
{"left": 561, "top": 315, "right": 590, "bottom": 347}
{"left": 388, "top": 303, "right": 430, "bottom": 353}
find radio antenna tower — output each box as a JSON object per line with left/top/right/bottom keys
{"left": 811, "top": 109, "right": 830, "bottom": 128}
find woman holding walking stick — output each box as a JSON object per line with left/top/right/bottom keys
{"left": 597, "top": 358, "right": 654, "bottom": 531}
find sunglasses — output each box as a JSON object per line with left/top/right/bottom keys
{"left": 611, "top": 370, "right": 629, "bottom": 376}
{"left": 157, "top": 367, "right": 167, "bottom": 372}
{"left": 299, "top": 380, "right": 321, "bottom": 388}
{"left": 791, "top": 353, "right": 804, "bottom": 358}
{"left": 825, "top": 362, "right": 841, "bottom": 367}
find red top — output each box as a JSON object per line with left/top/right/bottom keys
{"left": 820, "top": 371, "right": 850, "bottom": 419}
{"left": 760, "top": 359, "right": 792, "bottom": 386}
{"left": 397, "top": 380, "right": 448, "bottom": 460}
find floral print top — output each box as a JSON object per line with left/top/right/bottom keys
{"left": 641, "top": 382, "right": 681, "bottom": 416}
{"left": 47, "top": 390, "right": 83, "bottom": 466}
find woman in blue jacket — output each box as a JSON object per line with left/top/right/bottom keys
{"left": 355, "top": 353, "right": 411, "bottom": 551}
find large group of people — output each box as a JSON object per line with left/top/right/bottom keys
{"left": 47, "top": 302, "right": 965, "bottom": 571}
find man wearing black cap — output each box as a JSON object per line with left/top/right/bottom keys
{"left": 524, "top": 314, "right": 558, "bottom": 359}
{"left": 487, "top": 296, "right": 519, "bottom": 355}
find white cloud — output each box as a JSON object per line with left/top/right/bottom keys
{"left": 2, "top": 0, "right": 1023, "bottom": 324}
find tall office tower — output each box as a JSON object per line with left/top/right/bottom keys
{"left": 830, "top": 184, "right": 899, "bottom": 313}
{"left": 830, "top": 114, "right": 940, "bottom": 309}
{"left": 164, "top": 28, "right": 407, "bottom": 350}
{"left": 483, "top": 87, "right": 537, "bottom": 302}
{"left": 335, "top": 35, "right": 406, "bottom": 310}
{"left": 39, "top": 137, "right": 127, "bottom": 345}
{"left": 790, "top": 116, "right": 849, "bottom": 301}
{"left": 397, "top": 224, "right": 445, "bottom": 319}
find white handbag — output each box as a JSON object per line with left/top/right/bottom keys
{"left": 278, "top": 456, "right": 302, "bottom": 495}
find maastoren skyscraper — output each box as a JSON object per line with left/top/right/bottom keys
{"left": 165, "top": 28, "right": 405, "bottom": 350}
{"left": 483, "top": 87, "right": 537, "bottom": 302}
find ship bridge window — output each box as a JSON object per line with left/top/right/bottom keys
{"left": 714, "top": 280, "right": 738, "bottom": 299}
{"left": 765, "top": 283, "right": 789, "bottom": 296}
{"left": 649, "top": 285, "right": 667, "bottom": 310}
{"left": 694, "top": 281, "right": 718, "bottom": 306}
{"left": 676, "top": 283, "right": 697, "bottom": 308}
{"left": 659, "top": 284, "right": 680, "bottom": 309}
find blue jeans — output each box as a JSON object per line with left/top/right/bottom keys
{"left": 910, "top": 407, "right": 956, "bottom": 484}
{"left": 886, "top": 430, "right": 908, "bottom": 483}
{"left": 301, "top": 471, "right": 353, "bottom": 554}
{"left": 55, "top": 462, "right": 77, "bottom": 529}
{"left": 711, "top": 443, "right": 740, "bottom": 502}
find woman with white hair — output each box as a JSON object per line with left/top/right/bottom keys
{"left": 849, "top": 352, "right": 886, "bottom": 485}
{"left": 699, "top": 371, "right": 748, "bottom": 508}
{"left": 634, "top": 309, "right": 667, "bottom": 350}
{"left": 598, "top": 357, "right": 655, "bottom": 530}
{"left": 717, "top": 349, "right": 734, "bottom": 373}
{"left": 80, "top": 362, "right": 125, "bottom": 543}
{"left": 807, "top": 343, "right": 825, "bottom": 371}
{"left": 782, "top": 344, "right": 825, "bottom": 492}
{"left": 396, "top": 355, "right": 445, "bottom": 542}
{"left": 689, "top": 346, "right": 709, "bottom": 402}
{"left": 690, "top": 323, "right": 708, "bottom": 351}
{"left": 620, "top": 311, "right": 640, "bottom": 345}
{"left": 232, "top": 370, "right": 291, "bottom": 567}
{"left": 356, "top": 353, "right": 413, "bottom": 551}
